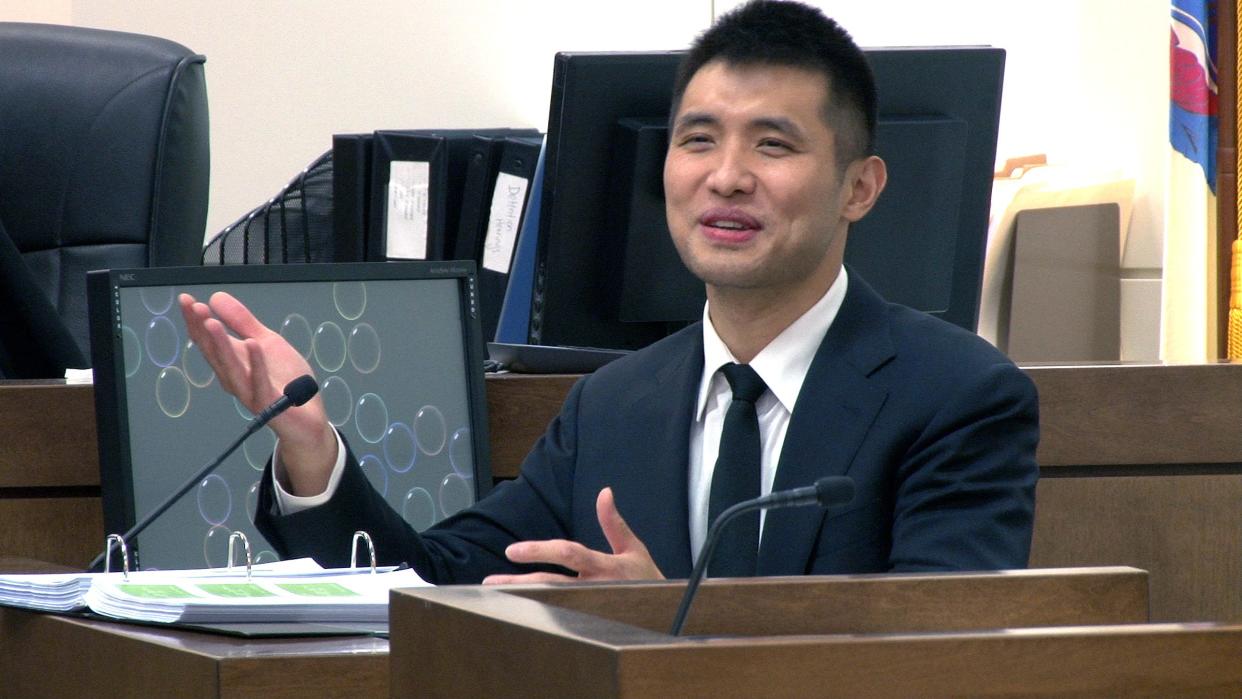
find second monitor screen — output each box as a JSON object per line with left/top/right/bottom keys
{"left": 115, "top": 276, "right": 477, "bottom": 569}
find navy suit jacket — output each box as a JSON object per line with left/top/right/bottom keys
{"left": 257, "top": 273, "right": 1039, "bottom": 583}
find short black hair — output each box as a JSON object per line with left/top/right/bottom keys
{"left": 671, "top": 0, "right": 877, "bottom": 165}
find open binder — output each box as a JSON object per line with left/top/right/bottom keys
{"left": 0, "top": 532, "right": 428, "bottom": 635}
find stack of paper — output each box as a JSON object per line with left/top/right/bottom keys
{"left": 83, "top": 568, "right": 430, "bottom": 624}
{"left": 0, "top": 558, "right": 342, "bottom": 616}
{"left": 0, "top": 572, "right": 96, "bottom": 613}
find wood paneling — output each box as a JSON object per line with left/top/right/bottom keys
{"left": 483, "top": 373, "right": 578, "bottom": 475}
{"left": 20, "top": 366, "right": 1242, "bottom": 483}
{"left": 486, "top": 364, "right": 1242, "bottom": 474}
{"left": 0, "top": 497, "right": 102, "bottom": 568}
{"left": 0, "top": 609, "right": 389, "bottom": 699}
{"left": 0, "top": 381, "right": 97, "bottom": 487}
{"left": 1025, "top": 363, "right": 1242, "bottom": 467}
{"left": 1032, "top": 474, "right": 1242, "bottom": 622}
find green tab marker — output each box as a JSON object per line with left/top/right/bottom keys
{"left": 197, "top": 583, "right": 277, "bottom": 598}
{"left": 117, "top": 584, "right": 195, "bottom": 599}
{"left": 276, "top": 582, "right": 358, "bottom": 598}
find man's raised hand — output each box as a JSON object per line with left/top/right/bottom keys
{"left": 178, "top": 291, "right": 337, "bottom": 495}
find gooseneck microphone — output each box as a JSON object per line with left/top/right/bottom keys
{"left": 668, "top": 475, "right": 855, "bottom": 636}
{"left": 87, "top": 375, "right": 319, "bottom": 572}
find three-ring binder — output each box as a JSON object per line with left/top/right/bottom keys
{"left": 98, "top": 530, "right": 256, "bottom": 580}
{"left": 226, "top": 531, "right": 253, "bottom": 581}
{"left": 98, "top": 529, "right": 380, "bottom": 578}
{"left": 101, "top": 534, "right": 130, "bottom": 580}
{"left": 351, "top": 531, "right": 377, "bottom": 574}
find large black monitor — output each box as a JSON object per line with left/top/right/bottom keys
{"left": 87, "top": 262, "right": 491, "bottom": 570}
{"left": 527, "top": 47, "right": 1005, "bottom": 350}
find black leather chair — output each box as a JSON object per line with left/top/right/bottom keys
{"left": 0, "top": 23, "right": 209, "bottom": 378}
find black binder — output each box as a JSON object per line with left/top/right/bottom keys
{"left": 367, "top": 130, "right": 443, "bottom": 261}
{"left": 452, "top": 135, "right": 507, "bottom": 262}
{"left": 478, "top": 136, "right": 542, "bottom": 342}
{"left": 366, "top": 128, "right": 539, "bottom": 261}
{"left": 330, "top": 133, "right": 372, "bottom": 262}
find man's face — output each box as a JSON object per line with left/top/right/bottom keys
{"left": 664, "top": 60, "right": 867, "bottom": 302}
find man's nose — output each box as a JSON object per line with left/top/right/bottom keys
{"left": 706, "top": 146, "right": 757, "bottom": 197}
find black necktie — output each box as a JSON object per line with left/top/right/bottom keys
{"left": 708, "top": 363, "right": 767, "bottom": 577}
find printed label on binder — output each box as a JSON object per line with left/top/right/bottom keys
{"left": 386, "top": 160, "right": 430, "bottom": 259}
{"left": 482, "top": 173, "right": 529, "bottom": 273}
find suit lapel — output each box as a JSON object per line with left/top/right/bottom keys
{"left": 758, "top": 275, "right": 895, "bottom": 575}
{"left": 615, "top": 331, "right": 702, "bottom": 579}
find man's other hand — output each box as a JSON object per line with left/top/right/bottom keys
{"left": 482, "top": 487, "right": 664, "bottom": 584}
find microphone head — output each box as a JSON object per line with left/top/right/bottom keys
{"left": 283, "top": 375, "right": 319, "bottom": 406}
{"left": 814, "top": 476, "right": 855, "bottom": 508}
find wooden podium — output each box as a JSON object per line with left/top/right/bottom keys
{"left": 384, "top": 567, "right": 1242, "bottom": 699}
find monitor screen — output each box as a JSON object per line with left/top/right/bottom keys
{"left": 527, "top": 47, "right": 1005, "bottom": 350}
{"left": 87, "top": 262, "right": 491, "bottom": 570}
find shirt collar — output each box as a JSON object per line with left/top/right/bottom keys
{"left": 695, "top": 268, "right": 849, "bottom": 420}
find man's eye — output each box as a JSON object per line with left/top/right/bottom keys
{"left": 758, "top": 139, "right": 792, "bottom": 152}
{"left": 679, "top": 134, "right": 713, "bottom": 147}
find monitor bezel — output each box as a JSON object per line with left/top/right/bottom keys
{"left": 87, "top": 260, "right": 493, "bottom": 566}
{"left": 530, "top": 46, "right": 1005, "bottom": 349}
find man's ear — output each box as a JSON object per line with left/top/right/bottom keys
{"left": 841, "top": 155, "right": 887, "bottom": 223}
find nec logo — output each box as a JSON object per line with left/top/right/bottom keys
{"left": 119, "top": 273, "right": 136, "bottom": 281}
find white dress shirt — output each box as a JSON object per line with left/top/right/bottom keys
{"left": 272, "top": 430, "right": 347, "bottom": 513}
{"left": 687, "top": 269, "right": 847, "bottom": 560}
{"left": 276, "top": 270, "right": 850, "bottom": 561}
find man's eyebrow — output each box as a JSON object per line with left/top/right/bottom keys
{"left": 672, "top": 112, "right": 809, "bottom": 142}
{"left": 750, "top": 116, "right": 807, "bottom": 141}
{"left": 671, "top": 112, "right": 719, "bottom": 132}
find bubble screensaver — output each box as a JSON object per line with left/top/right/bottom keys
{"left": 112, "top": 276, "right": 480, "bottom": 570}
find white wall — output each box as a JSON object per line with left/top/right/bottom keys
{"left": 780, "top": 0, "right": 1168, "bottom": 271}
{"left": 68, "top": 1, "right": 713, "bottom": 236}
{"left": 0, "top": 0, "right": 69, "bottom": 23}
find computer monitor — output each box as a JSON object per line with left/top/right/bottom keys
{"left": 87, "top": 261, "right": 491, "bottom": 570}
{"left": 527, "top": 47, "right": 1005, "bottom": 350}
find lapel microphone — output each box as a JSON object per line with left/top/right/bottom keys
{"left": 669, "top": 475, "right": 855, "bottom": 636}
{"left": 87, "top": 375, "right": 319, "bottom": 572}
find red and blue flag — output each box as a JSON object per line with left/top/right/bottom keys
{"left": 1170, "top": 0, "right": 1218, "bottom": 192}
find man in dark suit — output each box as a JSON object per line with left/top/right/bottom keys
{"left": 180, "top": 0, "right": 1038, "bottom": 583}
